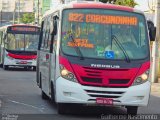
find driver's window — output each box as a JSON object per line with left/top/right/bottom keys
{"left": 139, "top": 22, "right": 146, "bottom": 46}
{"left": 6, "top": 34, "right": 16, "bottom": 50}
{"left": 52, "top": 15, "right": 58, "bottom": 52}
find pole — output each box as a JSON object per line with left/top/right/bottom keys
{"left": 38, "top": 0, "right": 39, "bottom": 25}
{"left": 152, "top": 0, "right": 160, "bottom": 83}
{"left": 1, "top": 9, "right": 3, "bottom": 26}
{"left": 18, "top": 0, "right": 20, "bottom": 23}
{"left": 13, "top": 2, "right": 16, "bottom": 24}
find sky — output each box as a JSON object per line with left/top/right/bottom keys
{"left": 51, "top": 0, "right": 153, "bottom": 12}
{"left": 135, "top": 0, "right": 151, "bottom": 11}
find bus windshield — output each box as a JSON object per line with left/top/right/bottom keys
{"left": 6, "top": 33, "right": 39, "bottom": 51}
{"left": 61, "top": 9, "right": 149, "bottom": 60}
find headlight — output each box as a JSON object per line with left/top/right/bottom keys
{"left": 6, "top": 54, "right": 14, "bottom": 60}
{"left": 60, "top": 65, "right": 77, "bottom": 82}
{"left": 132, "top": 70, "right": 150, "bottom": 86}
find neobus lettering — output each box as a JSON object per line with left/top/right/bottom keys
{"left": 91, "top": 64, "right": 120, "bottom": 68}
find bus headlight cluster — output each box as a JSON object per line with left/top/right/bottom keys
{"left": 6, "top": 54, "right": 14, "bottom": 60}
{"left": 60, "top": 65, "right": 77, "bottom": 82}
{"left": 132, "top": 70, "right": 150, "bottom": 86}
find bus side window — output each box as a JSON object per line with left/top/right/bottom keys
{"left": 3, "top": 33, "right": 7, "bottom": 41}
{"left": 50, "top": 15, "right": 58, "bottom": 53}
{"left": 40, "top": 18, "right": 48, "bottom": 50}
{"left": 45, "top": 16, "right": 52, "bottom": 51}
{"left": 41, "top": 16, "right": 53, "bottom": 52}
{"left": 0, "top": 31, "right": 2, "bottom": 45}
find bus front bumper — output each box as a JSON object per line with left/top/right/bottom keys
{"left": 56, "top": 77, "right": 151, "bottom": 107}
{"left": 4, "top": 57, "right": 36, "bottom": 67}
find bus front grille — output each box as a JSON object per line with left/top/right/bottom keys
{"left": 84, "top": 89, "right": 125, "bottom": 99}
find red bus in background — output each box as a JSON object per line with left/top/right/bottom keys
{"left": 0, "top": 24, "right": 40, "bottom": 70}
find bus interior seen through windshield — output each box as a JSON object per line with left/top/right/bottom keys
{"left": 6, "top": 33, "right": 39, "bottom": 51}
{"left": 61, "top": 9, "right": 149, "bottom": 61}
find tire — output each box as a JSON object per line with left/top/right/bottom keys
{"left": 33, "top": 66, "right": 36, "bottom": 71}
{"left": 51, "top": 82, "right": 55, "bottom": 103}
{"left": 39, "top": 72, "right": 42, "bottom": 88}
{"left": 126, "top": 106, "right": 138, "bottom": 115}
{"left": 41, "top": 90, "right": 49, "bottom": 100}
{"left": 57, "top": 103, "right": 68, "bottom": 114}
{"left": 0, "top": 64, "right": 3, "bottom": 68}
{"left": 24, "top": 67, "right": 28, "bottom": 70}
{"left": 3, "top": 65, "right": 9, "bottom": 70}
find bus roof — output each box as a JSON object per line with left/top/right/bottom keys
{"left": 44, "top": 1, "right": 143, "bottom": 18}
{"left": 0, "top": 24, "right": 40, "bottom": 34}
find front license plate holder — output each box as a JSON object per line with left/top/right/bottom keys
{"left": 96, "top": 98, "right": 113, "bottom": 105}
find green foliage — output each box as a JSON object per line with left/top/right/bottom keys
{"left": 115, "top": 0, "right": 137, "bottom": 7}
{"left": 100, "top": 0, "right": 137, "bottom": 7}
{"left": 20, "top": 13, "right": 35, "bottom": 24}
{"left": 100, "top": 0, "right": 116, "bottom": 3}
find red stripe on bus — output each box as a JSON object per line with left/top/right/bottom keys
{"left": 8, "top": 53, "right": 37, "bottom": 60}
{"left": 59, "top": 56, "right": 150, "bottom": 87}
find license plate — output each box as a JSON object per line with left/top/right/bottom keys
{"left": 20, "top": 61, "right": 28, "bottom": 64}
{"left": 17, "top": 61, "right": 28, "bottom": 64}
{"left": 96, "top": 98, "right": 113, "bottom": 105}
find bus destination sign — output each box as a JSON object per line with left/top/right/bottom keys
{"left": 68, "top": 13, "right": 138, "bottom": 26}
{"left": 10, "top": 26, "right": 40, "bottom": 32}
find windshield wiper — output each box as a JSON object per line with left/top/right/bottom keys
{"left": 69, "top": 33, "right": 84, "bottom": 60}
{"left": 111, "top": 35, "right": 130, "bottom": 63}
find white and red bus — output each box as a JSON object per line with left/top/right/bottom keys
{"left": 36, "top": 1, "right": 155, "bottom": 114}
{"left": 0, "top": 24, "right": 40, "bottom": 70}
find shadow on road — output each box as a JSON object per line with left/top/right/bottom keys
{"left": 43, "top": 94, "right": 160, "bottom": 119}
{"left": 45, "top": 99, "right": 127, "bottom": 119}
{"left": 2, "top": 67, "right": 35, "bottom": 72}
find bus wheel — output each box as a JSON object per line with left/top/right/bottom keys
{"left": 57, "top": 103, "right": 68, "bottom": 114}
{"left": 33, "top": 67, "right": 36, "bottom": 71}
{"left": 126, "top": 106, "right": 138, "bottom": 115}
{"left": 0, "top": 64, "right": 3, "bottom": 68}
{"left": 41, "top": 90, "right": 49, "bottom": 100}
{"left": 51, "top": 82, "right": 55, "bottom": 103}
{"left": 3, "top": 65, "right": 9, "bottom": 70}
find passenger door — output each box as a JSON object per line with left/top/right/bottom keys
{"left": 37, "top": 21, "right": 44, "bottom": 87}
{"left": 39, "top": 17, "right": 51, "bottom": 95}
{"left": 0, "top": 31, "right": 5, "bottom": 64}
{"left": 48, "top": 15, "right": 58, "bottom": 96}
{"left": 0, "top": 31, "right": 2, "bottom": 64}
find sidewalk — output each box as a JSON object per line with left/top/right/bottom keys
{"left": 151, "top": 83, "right": 160, "bottom": 97}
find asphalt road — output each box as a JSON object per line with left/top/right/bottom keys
{"left": 0, "top": 67, "right": 160, "bottom": 120}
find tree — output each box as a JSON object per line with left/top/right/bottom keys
{"left": 100, "top": 0, "right": 137, "bottom": 8}
{"left": 20, "top": 13, "right": 35, "bottom": 24}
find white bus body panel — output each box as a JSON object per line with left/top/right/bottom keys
{"left": 56, "top": 78, "right": 150, "bottom": 106}
{"left": 3, "top": 57, "right": 36, "bottom": 66}
{"left": 3, "top": 51, "right": 36, "bottom": 67}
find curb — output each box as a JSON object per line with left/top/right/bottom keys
{"left": 151, "top": 83, "right": 160, "bottom": 97}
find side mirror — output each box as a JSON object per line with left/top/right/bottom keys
{"left": 53, "top": 21, "right": 57, "bottom": 35}
{"left": 50, "top": 16, "right": 58, "bottom": 35}
{"left": 3, "top": 33, "right": 7, "bottom": 40}
{"left": 3, "top": 34, "right": 8, "bottom": 44}
{"left": 38, "top": 21, "right": 44, "bottom": 50}
{"left": 50, "top": 21, "right": 54, "bottom": 35}
{"left": 50, "top": 22, "right": 57, "bottom": 35}
{"left": 147, "top": 20, "right": 156, "bottom": 41}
